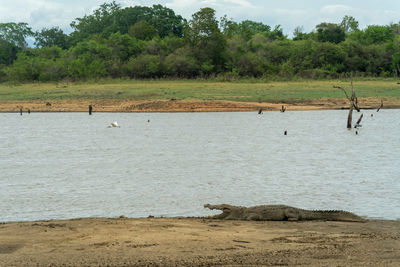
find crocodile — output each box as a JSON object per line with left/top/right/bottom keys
{"left": 204, "top": 204, "right": 366, "bottom": 222}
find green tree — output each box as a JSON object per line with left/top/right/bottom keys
{"left": 238, "top": 20, "right": 271, "bottom": 40}
{"left": 160, "top": 35, "right": 185, "bottom": 55}
{"left": 70, "top": 3, "right": 186, "bottom": 43}
{"left": 393, "top": 52, "right": 400, "bottom": 76}
{"left": 114, "top": 5, "right": 186, "bottom": 38}
{"left": 0, "top": 22, "right": 33, "bottom": 66}
{"left": 364, "top": 25, "right": 394, "bottom": 44}
{"left": 0, "top": 22, "right": 33, "bottom": 48}
{"left": 349, "top": 25, "right": 394, "bottom": 45}
{"left": 107, "top": 32, "right": 142, "bottom": 61}
{"left": 164, "top": 47, "right": 199, "bottom": 77}
{"left": 266, "top": 25, "right": 286, "bottom": 40}
{"left": 225, "top": 35, "right": 247, "bottom": 73}
{"left": 128, "top": 20, "right": 158, "bottom": 40}
{"left": 125, "top": 54, "right": 161, "bottom": 78}
{"left": 4, "top": 47, "right": 68, "bottom": 82}
{"left": 185, "top": 7, "right": 226, "bottom": 72}
{"left": 390, "top": 22, "right": 400, "bottom": 35}
{"left": 70, "top": 1, "right": 121, "bottom": 43}
{"left": 0, "top": 38, "right": 19, "bottom": 65}
{"left": 316, "top": 23, "right": 345, "bottom": 44}
{"left": 236, "top": 52, "right": 265, "bottom": 76}
{"left": 293, "top": 26, "right": 312, "bottom": 41}
{"left": 67, "top": 40, "right": 110, "bottom": 79}
{"left": 34, "top": 27, "right": 68, "bottom": 49}
{"left": 145, "top": 4, "right": 186, "bottom": 38}
{"left": 106, "top": 32, "right": 143, "bottom": 77}
{"left": 220, "top": 15, "right": 238, "bottom": 38}
{"left": 340, "top": 15, "right": 359, "bottom": 33}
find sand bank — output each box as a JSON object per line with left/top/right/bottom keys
{"left": 0, "top": 217, "right": 399, "bottom": 266}
{"left": 1, "top": 98, "right": 400, "bottom": 113}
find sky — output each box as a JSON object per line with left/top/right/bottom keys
{"left": 1, "top": 0, "right": 399, "bottom": 36}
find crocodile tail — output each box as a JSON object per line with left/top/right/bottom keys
{"left": 303, "top": 210, "right": 366, "bottom": 222}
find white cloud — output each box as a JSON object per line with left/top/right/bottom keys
{"left": 1, "top": 0, "right": 400, "bottom": 38}
{"left": 165, "top": 0, "right": 224, "bottom": 19}
{"left": 274, "top": 8, "right": 306, "bottom": 16}
{"left": 202, "top": 0, "right": 219, "bottom": 5}
{"left": 166, "top": 0, "right": 200, "bottom": 10}
{"left": 0, "top": 0, "right": 93, "bottom": 32}
{"left": 223, "top": 0, "right": 255, "bottom": 8}
{"left": 320, "top": 5, "right": 353, "bottom": 14}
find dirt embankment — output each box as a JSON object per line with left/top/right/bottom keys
{"left": 0, "top": 217, "right": 399, "bottom": 266}
{"left": 1, "top": 97, "right": 400, "bottom": 113}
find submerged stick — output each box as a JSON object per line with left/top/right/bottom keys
{"left": 377, "top": 100, "right": 383, "bottom": 112}
{"left": 355, "top": 114, "right": 363, "bottom": 128}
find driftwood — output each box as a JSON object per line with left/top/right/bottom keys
{"left": 334, "top": 82, "right": 361, "bottom": 128}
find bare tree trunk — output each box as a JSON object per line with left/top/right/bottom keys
{"left": 347, "top": 105, "right": 353, "bottom": 129}
{"left": 351, "top": 82, "right": 360, "bottom": 112}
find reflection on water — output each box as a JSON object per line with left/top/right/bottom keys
{"left": 0, "top": 110, "right": 399, "bottom": 222}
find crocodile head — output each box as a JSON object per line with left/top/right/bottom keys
{"left": 204, "top": 204, "right": 236, "bottom": 210}
{"left": 204, "top": 204, "right": 234, "bottom": 218}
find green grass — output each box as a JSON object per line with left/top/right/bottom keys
{"left": 0, "top": 79, "right": 399, "bottom": 102}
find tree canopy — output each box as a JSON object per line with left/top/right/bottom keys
{"left": 1, "top": 2, "right": 400, "bottom": 83}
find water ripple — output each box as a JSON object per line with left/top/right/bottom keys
{"left": 0, "top": 110, "right": 399, "bottom": 222}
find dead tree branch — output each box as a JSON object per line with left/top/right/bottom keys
{"left": 333, "top": 84, "right": 360, "bottom": 112}
{"left": 334, "top": 81, "right": 361, "bottom": 128}
{"left": 350, "top": 82, "right": 360, "bottom": 112}
{"left": 333, "top": 85, "right": 351, "bottom": 101}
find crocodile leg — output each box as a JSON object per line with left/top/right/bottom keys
{"left": 246, "top": 213, "right": 262, "bottom": 221}
{"left": 284, "top": 208, "right": 300, "bottom": 221}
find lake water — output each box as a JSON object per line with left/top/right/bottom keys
{"left": 0, "top": 110, "right": 399, "bottom": 222}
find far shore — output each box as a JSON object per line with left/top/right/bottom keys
{"left": 1, "top": 217, "right": 399, "bottom": 266}
{"left": 1, "top": 97, "right": 400, "bottom": 113}
{"left": 1, "top": 79, "right": 400, "bottom": 113}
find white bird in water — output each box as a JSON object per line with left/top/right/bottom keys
{"left": 108, "top": 121, "right": 120, "bottom": 128}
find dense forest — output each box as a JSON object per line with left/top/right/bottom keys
{"left": 1, "top": 1, "right": 400, "bottom": 82}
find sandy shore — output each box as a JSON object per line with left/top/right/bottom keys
{"left": 1, "top": 97, "right": 400, "bottom": 113}
{"left": 0, "top": 217, "right": 399, "bottom": 266}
